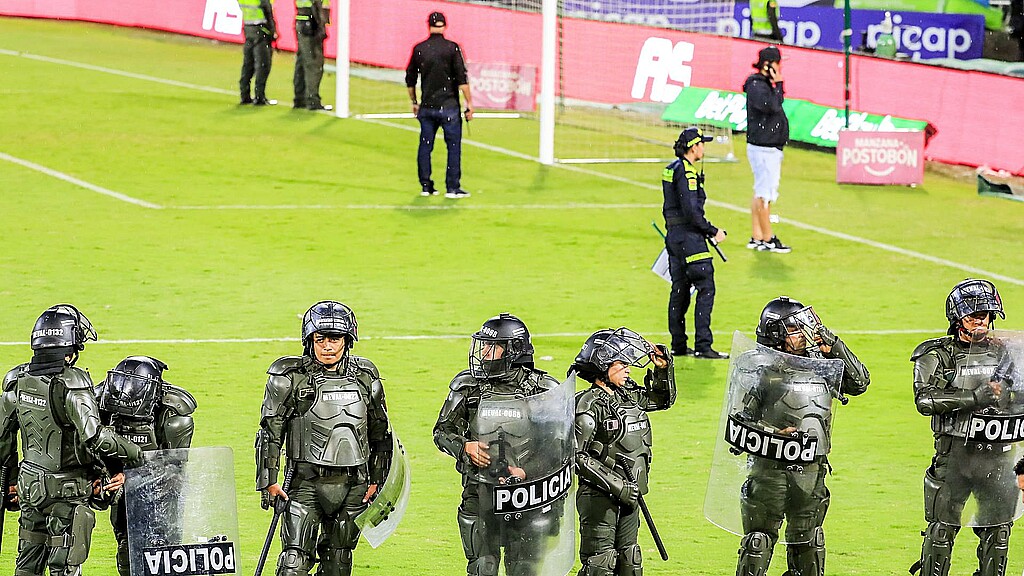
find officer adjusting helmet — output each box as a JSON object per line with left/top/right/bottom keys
{"left": 31, "top": 304, "right": 97, "bottom": 352}
{"left": 302, "top": 300, "right": 359, "bottom": 356}
{"left": 469, "top": 313, "right": 535, "bottom": 380}
{"left": 570, "top": 327, "right": 654, "bottom": 384}
{"left": 755, "top": 296, "right": 823, "bottom": 352}
{"left": 945, "top": 278, "right": 1004, "bottom": 335}
{"left": 673, "top": 126, "right": 714, "bottom": 158}
{"left": 99, "top": 356, "right": 168, "bottom": 419}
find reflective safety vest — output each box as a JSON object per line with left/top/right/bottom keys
{"left": 750, "top": 0, "right": 773, "bottom": 37}
{"left": 294, "top": 0, "right": 329, "bottom": 21}
{"left": 239, "top": 0, "right": 268, "bottom": 25}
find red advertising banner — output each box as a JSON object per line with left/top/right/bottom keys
{"left": 3, "top": 0, "right": 1023, "bottom": 175}
{"left": 836, "top": 130, "right": 926, "bottom": 185}
{"left": 466, "top": 62, "right": 537, "bottom": 112}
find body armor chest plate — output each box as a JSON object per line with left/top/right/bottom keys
{"left": 112, "top": 417, "right": 159, "bottom": 451}
{"left": 288, "top": 373, "right": 370, "bottom": 467}
{"left": 470, "top": 384, "right": 537, "bottom": 484}
{"left": 763, "top": 369, "right": 834, "bottom": 455}
{"left": 601, "top": 392, "right": 653, "bottom": 492}
{"left": 16, "top": 373, "right": 92, "bottom": 472}
{"left": 938, "top": 344, "right": 1004, "bottom": 436}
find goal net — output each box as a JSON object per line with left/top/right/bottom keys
{"left": 337, "top": 0, "right": 736, "bottom": 164}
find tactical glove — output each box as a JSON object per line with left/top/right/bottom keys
{"left": 817, "top": 324, "right": 838, "bottom": 348}
{"left": 617, "top": 481, "right": 639, "bottom": 508}
{"left": 974, "top": 383, "right": 1001, "bottom": 407}
{"left": 992, "top": 354, "right": 1015, "bottom": 385}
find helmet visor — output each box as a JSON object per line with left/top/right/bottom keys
{"left": 469, "top": 336, "right": 523, "bottom": 379}
{"left": 101, "top": 370, "right": 160, "bottom": 417}
{"left": 601, "top": 328, "right": 655, "bottom": 369}
{"left": 780, "top": 306, "right": 822, "bottom": 354}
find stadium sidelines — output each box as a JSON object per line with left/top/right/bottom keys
{"left": 1, "top": 47, "right": 1022, "bottom": 287}
{"left": 0, "top": 329, "right": 965, "bottom": 346}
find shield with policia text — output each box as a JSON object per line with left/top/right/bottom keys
{"left": 126, "top": 447, "right": 240, "bottom": 576}
{"left": 939, "top": 330, "right": 1024, "bottom": 527}
{"left": 704, "top": 332, "right": 845, "bottom": 544}
{"left": 353, "top": 432, "right": 411, "bottom": 547}
{"left": 469, "top": 373, "right": 576, "bottom": 576}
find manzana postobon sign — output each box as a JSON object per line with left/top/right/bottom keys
{"left": 661, "top": 86, "right": 932, "bottom": 149}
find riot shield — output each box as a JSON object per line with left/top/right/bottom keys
{"left": 469, "top": 374, "right": 576, "bottom": 576}
{"left": 935, "top": 330, "right": 1024, "bottom": 527}
{"left": 126, "top": 447, "right": 241, "bottom": 576}
{"left": 704, "top": 332, "right": 845, "bottom": 544}
{"left": 353, "top": 432, "right": 411, "bottom": 548}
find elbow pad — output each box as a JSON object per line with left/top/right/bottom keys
{"left": 254, "top": 428, "right": 281, "bottom": 491}
{"left": 88, "top": 427, "right": 143, "bottom": 468}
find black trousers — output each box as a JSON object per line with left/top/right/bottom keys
{"left": 240, "top": 24, "right": 273, "bottom": 100}
{"left": 666, "top": 239, "right": 715, "bottom": 352}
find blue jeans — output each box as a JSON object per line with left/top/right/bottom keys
{"left": 417, "top": 107, "right": 462, "bottom": 192}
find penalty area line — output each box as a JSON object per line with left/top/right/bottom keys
{"left": 0, "top": 152, "right": 163, "bottom": 209}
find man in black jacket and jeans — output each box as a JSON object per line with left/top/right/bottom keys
{"left": 405, "top": 11, "right": 473, "bottom": 199}
{"left": 743, "top": 45, "right": 791, "bottom": 253}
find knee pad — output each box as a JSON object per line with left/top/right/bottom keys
{"left": 280, "top": 501, "right": 318, "bottom": 556}
{"left": 458, "top": 510, "right": 493, "bottom": 564}
{"left": 923, "top": 469, "right": 943, "bottom": 523}
{"left": 737, "top": 532, "right": 774, "bottom": 576}
{"left": 50, "top": 504, "right": 95, "bottom": 567}
{"left": 467, "top": 555, "right": 498, "bottom": 576}
{"left": 973, "top": 524, "right": 1010, "bottom": 576}
{"left": 314, "top": 548, "right": 352, "bottom": 576}
{"left": 276, "top": 548, "right": 313, "bottom": 576}
{"left": 916, "top": 522, "right": 957, "bottom": 576}
{"left": 786, "top": 527, "right": 825, "bottom": 576}
{"left": 616, "top": 544, "right": 642, "bottom": 576}
{"left": 579, "top": 549, "right": 617, "bottom": 576}
{"left": 319, "top": 515, "right": 360, "bottom": 550}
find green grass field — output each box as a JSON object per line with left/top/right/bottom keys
{"left": 1, "top": 16, "right": 1023, "bottom": 575}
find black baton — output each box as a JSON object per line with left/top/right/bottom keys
{"left": 254, "top": 464, "right": 295, "bottom": 576}
{"left": 616, "top": 455, "right": 669, "bottom": 561}
{"left": 707, "top": 236, "right": 727, "bottom": 262}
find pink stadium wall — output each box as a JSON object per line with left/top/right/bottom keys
{"left": 4, "top": 0, "right": 1022, "bottom": 175}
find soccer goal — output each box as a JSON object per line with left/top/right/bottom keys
{"left": 335, "top": 0, "right": 736, "bottom": 164}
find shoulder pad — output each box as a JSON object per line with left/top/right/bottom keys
{"left": 61, "top": 368, "right": 93, "bottom": 390}
{"left": 911, "top": 337, "right": 953, "bottom": 362}
{"left": 574, "top": 387, "right": 604, "bottom": 414}
{"left": 449, "top": 370, "right": 479, "bottom": 392}
{"left": 267, "top": 356, "right": 303, "bottom": 376}
{"left": 535, "top": 373, "right": 561, "bottom": 391}
{"left": 161, "top": 384, "right": 197, "bottom": 416}
{"left": 350, "top": 356, "right": 380, "bottom": 379}
{"left": 3, "top": 364, "right": 27, "bottom": 391}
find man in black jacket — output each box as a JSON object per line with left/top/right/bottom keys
{"left": 743, "top": 45, "right": 791, "bottom": 253}
{"left": 405, "top": 11, "right": 473, "bottom": 199}
{"left": 662, "top": 127, "right": 728, "bottom": 360}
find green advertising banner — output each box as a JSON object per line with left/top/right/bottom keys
{"left": 663, "top": 87, "right": 931, "bottom": 148}
{"left": 836, "top": 0, "right": 1002, "bottom": 30}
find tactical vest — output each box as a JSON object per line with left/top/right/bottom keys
{"left": 759, "top": 368, "right": 834, "bottom": 456}
{"left": 750, "top": 0, "right": 772, "bottom": 37}
{"left": 110, "top": 417, "right": 159, "bottom": 451}
{"left": 287, "top": 370, "right": 370, "bottom": 467}
{"left": 585, "top": 387, "right": 653, "bottom": 492}
{"left": 295, "top": 0, "right": 313, "bottom": 21}
{"left": 933, "top": 340, "right": 1004, "bottom": 437}
{"left": 15, "top": 371, "right": 94, "bottom": 472}
{"left": 238, "top": 0, "right": 268, "bottom": 24}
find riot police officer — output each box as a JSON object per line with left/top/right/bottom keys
{"left": 732, "top": 297, "right": 869, "bottom": 576}
{"left": 433, "top": 313, "right": 569, "bottom": 576}
{"left": 0, "top": 304, "right": 144, "bottom": 576}
{"left": 911, "top": 279, "right": 1020, "bottom": 576}
{"left": 570, "top": 327, "right": 675, "bottom": 576}
{"left": 255, "top": 301, "right": 393, "bottom": 576}
{"left": 95, "top": 355, "right": 197, "bottom": 576}
{"left": 663, "top": 126, "right": 728, "bottom": 359}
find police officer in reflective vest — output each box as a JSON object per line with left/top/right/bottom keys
{"left": 95, "top": 356, "right": 197, "bottom": 576}
{"left": 911, "top": 279, "right": 1017, "bottom": 576}
{"left": 238, "top": 0, "right": 277, "bottom": 105}
{"left": 570, "top": 327, "right": 675, "bottom": 576}
{"left": 0, "top": 304, "right": 144, "bottom": 576}
{"left": 256, "top": 301, "right": 392, "bottom": 576}
{"left": 293, "top": 0, "right": 331, "bottom": 110}
{"left": 663, "top": 126, "right": 728, "bottom": 359}
{"left": 433, "top": 313, "right": 563, "bottom": 576}
{"left": 750, "top": 0, "right": 783, "bottom": 42}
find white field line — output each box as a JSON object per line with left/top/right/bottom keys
{"left": 0, "top": 329, "right": 958, "bottom": 346}
{"left": 0, "top": 152, "right": 163, "bottom": 209}
{"left": 173, "top": 203, "right": 661, "bottom": 210}
{"left": 4, "top": 49, "right": 1023, "bottom": 286}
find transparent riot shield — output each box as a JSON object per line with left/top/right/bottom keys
{"left": 704, "top": 332, "right": 845, "bottom": 544}
{"left": 126, "top": 447, "right": 240, "bottom": 576}
{"left": 469, "top": 374, "right": 576, "bottom": 576}
{"left": 936, "top": 330, "right": 1024, "bottom": 527}
{"left": 353, "top": 432, "right": 411, "bottom": 548}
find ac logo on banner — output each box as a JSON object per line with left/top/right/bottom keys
{"left": 632, "top": 38, "right": 694, "bottom": 103}
{"left": 202, "top": 0, "right": 243, "bottom": 35}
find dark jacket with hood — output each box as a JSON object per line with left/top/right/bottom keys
{"left": 743, "top": 72, "right": 789, "bottom": 150}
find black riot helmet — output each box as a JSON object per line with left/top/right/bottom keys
{"left": 99, "top": 356, "right": 168, "bottom": 419}
{"left": 755, "top": 296, "right": 822, "bottom": 351}
{"left": 569, "top": 327, "right": 654, "bottom": 384}
{"left": 469, "top": 313, "right": 535, "bottom": 380}
{"left": 301, "top": 300, "right": 358, "bottom": 355}
{"left": 30, "top": 304, "right": 97, "bottom": 351}
{"left": 946, "top": 279, "right": 1004, "bottom": 335}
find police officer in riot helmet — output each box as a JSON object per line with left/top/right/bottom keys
{"left": 0, "top": 304, "right": 144, "bottom": 576}
{"left": 911, "top": 279, "right": 1019, "bottom": 576}
{"left": 255, "top": 300, "right": 394, "bottom": 576}
{"left": 433, "top": 313, "right": 563, "bottom": 576}
{"left": 570, "top": 327, "right": 675, "bottom": 576}
{"left": 734, "top": 297, "right": 869, "bottom": 576}
{"left": 95, "top": 355, "right": 197, "bottom": 576}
